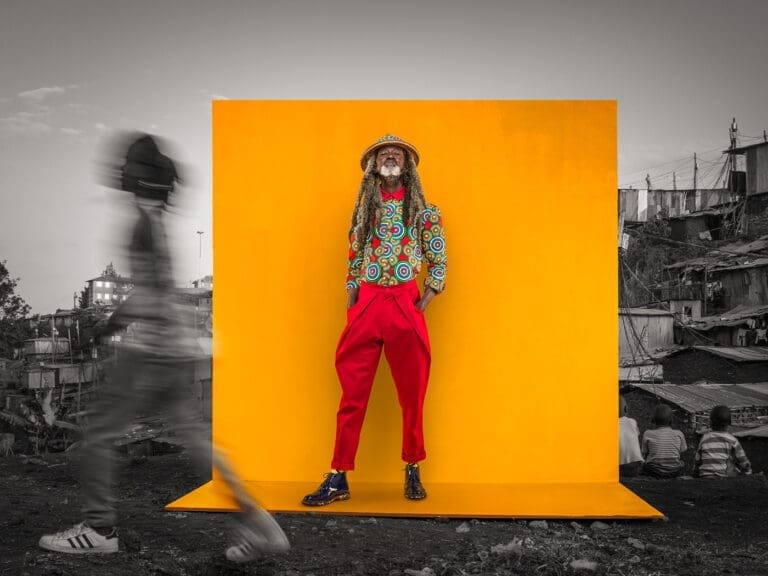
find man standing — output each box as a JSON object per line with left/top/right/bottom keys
{"left": 302, "top": 134, "right": 447, "bottom": 505}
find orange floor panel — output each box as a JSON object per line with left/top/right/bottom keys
{"left": 167, "top": 480, "right": 662, "bottom": 519}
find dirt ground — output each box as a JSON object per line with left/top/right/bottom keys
{"left": 1, "top": 449, "right": 767, "bottom": 576}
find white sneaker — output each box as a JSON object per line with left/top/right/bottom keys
{"left": 39, "top": 522, "right": 119, "bottom": 554}
{"left": 225, "top": 511, "right": 290, "bottom": 563}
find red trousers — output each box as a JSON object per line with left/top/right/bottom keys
{"left": 331, "top": 280, "right": 431, "bottom": 470}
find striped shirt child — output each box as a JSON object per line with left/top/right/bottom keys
{"left": 642, "top": 427, "right": 687, "bottom": 476}
{"left": 694, "top": 431, "right": 752, "bottom": 477}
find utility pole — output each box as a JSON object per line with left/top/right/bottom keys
{"left": 730, "top": 117, "right": 738, "bottom": 182}
{"left": 692, "top": 153, "right": 698, "bottom": 212}
{"left": 673, "top": 172, "right": 677, "bottom": 191}
{"left": 693, "top": 153, "right": 698, "bottom": 193}
{"left": 73, "top": 291, "right": 77, "bottom": 310}
{"left": 728, "top": 118, "right": 748, "bottom": 236}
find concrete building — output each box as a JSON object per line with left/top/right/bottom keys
{"left": 86, "top": 273, "right": 133, "bottom": 307}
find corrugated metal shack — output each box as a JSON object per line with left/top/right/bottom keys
{"left": 734, "top": 424, "right": 768, "bottom": 474}
{"left": 661, "top": 346, "right": 768, "bottom": 384}
{"left": 23, "top": 338, "right": 71, "bottom": 362}
{"left": 676, "top": 304, "right": 768, "bottom": 346}
{"left": 619, "top": 308, "right": 674, "bottom": 383}
{"left": 665, "top": 235, "right": 768, "bottom": 316}
{"left": 669, "top": 205, "right": 738, "bottom": 243}
{"left": 619, "top": 188, "right": 734, "bottom": 223}
{"left": 728, "top": 141, "right": 768, "bottom": 198}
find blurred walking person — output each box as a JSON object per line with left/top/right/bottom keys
{"left": 39, "top": 133, "right": 288, "bottom": 562}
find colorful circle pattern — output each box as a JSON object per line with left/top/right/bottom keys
{"left": 346, "top": 202, "right": 446, "bottom": 292}
{"left": 395, "top": 262, "right": 412, "bottom": 281}
{"left": 365, "top": 262, "right": 382, "bottom": 282}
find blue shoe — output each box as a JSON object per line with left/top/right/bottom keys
{"left": 302, "top": 472, "right": 350, "bottom": 506}
{"left": 405, "top": 464, "right": 427, "bottom": 500}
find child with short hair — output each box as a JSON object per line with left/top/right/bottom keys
{"left": 694, "top": 405, "right": 752, "bottom": 478}
{"left": 619, "top": 396, "right": 644, "bottom": 477}
{"left": 642, "top": 404, "right": 687, "bottom": 478}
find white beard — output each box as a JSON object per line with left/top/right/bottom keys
{"left": 379, "top": 164, "right": 401, "bottom": 178}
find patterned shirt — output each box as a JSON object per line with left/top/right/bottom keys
{"left": 694, "top": 431, "right": 752, "bottom": 477}
{"left": 346, "top": 188, "right": 447, "bottom": 293}
{"left": 642, "top": 427, "right": 687, "bottom": 473}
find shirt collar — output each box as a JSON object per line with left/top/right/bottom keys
{"left": 381, "top": 186, "right": 405, "bottom": 202}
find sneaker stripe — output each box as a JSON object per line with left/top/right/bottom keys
{"left": 82, "top": 534, "right": 94, "bottom": 548}
{"left": 76, "top": 535, "right": 86, "bottom": 549}
{"left": 68, "top": 537, "right": 78, "bottom": 549}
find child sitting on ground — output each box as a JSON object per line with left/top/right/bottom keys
{"left": 642, "top": 404, "right": 687, "bottom": 478}
{"left": 619, "top": 396, "right": 644, "bottom": 477}
{"left": 694, "top": 405, "right": 752, "bottom": 478}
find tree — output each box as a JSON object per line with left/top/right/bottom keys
{"left": 77, "top": 285, "right": 90, "bottom": 309}
{"left": 0, "top": 260, "right": 32, "bottom": 358}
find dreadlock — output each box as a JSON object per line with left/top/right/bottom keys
{"left": 349, "top": 152, "right": 427, "bottom": 245}
{"left": 401, "top": 153, "right": 427, "bottom": 232}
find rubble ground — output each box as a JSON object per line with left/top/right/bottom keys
{"left": 1, "top": 450, "right": 767, "bottom": 576}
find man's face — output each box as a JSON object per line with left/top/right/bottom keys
{"left": 375, "top": 145, "right": 406, "bottom": 178}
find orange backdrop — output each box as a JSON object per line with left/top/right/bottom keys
{"left": 212, "top": 100, "right": 618, "bottom": 485}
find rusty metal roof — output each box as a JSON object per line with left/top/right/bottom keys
{"left": 684, "top": 304, "right": 768, "bottom": 330}
{"left": 665, "top": 234, "right": 768, "bottom": 271}
{"left": 629, "top": 382, "right": 768, "bottom": 413}
{"left": 669, "top": 205, "right": 736, "bottom": 220}
{"left": 691, "top": 346, "right": 768, "bottom": 362}
{"left": 718, "top": 236, "right": 768, "bottom": 254}
{"left": 619, "top": 307, "right": 673, "bottom": 317}
{"left": 733, "top": 424, "right": 768, "bottom": 439}
{"left": 726, "top": 141, "right": 768, "bottom": 154}
{"left": 709, "top": 257, "right": 768, "bottom": 273}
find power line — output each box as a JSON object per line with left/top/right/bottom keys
{"left": 620, "top": 153, "right": 730, "bottom": 190}
{"left": 619, "top": 258, "right": 662, "bottom": 393}
{"left": 621, "top": 145, "right": 726, "bottom": 180}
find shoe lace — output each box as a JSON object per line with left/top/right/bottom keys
{"left": 319, "top": 473, "right": 335, "bottom": 488}
{"left": 58, "top": 522, "right": 88, "bottom": 539}
{"left": 406, "top": 465, "right": 421, "bottom": 487}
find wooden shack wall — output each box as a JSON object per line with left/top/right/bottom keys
{"left": 620, "top": 314, "right": 674, "bottom": 360}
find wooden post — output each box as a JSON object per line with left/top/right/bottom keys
{"left": 693, "top": 153, "right": 698, "bottom": 196}
{"left": 76, "top": 364, "right": 82, "bottom": 414}
{"left": 51, "top": 316, "right": 56, "bottom": 363}
{"left": 618, "top": 212, "right": 625, "bottom": 249}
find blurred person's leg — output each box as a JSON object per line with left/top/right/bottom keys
{"left": 81, "top": 348, "right": 151, "bottom": 528}
{"left": 40, "top": 348, "right": 154, "bottom": 554}
{"left": 161, "top": 357, "right": 289, "bottom": 560}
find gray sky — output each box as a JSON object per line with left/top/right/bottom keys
{"left": 2, "top": 0, "right": 767, "bottom": 313}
